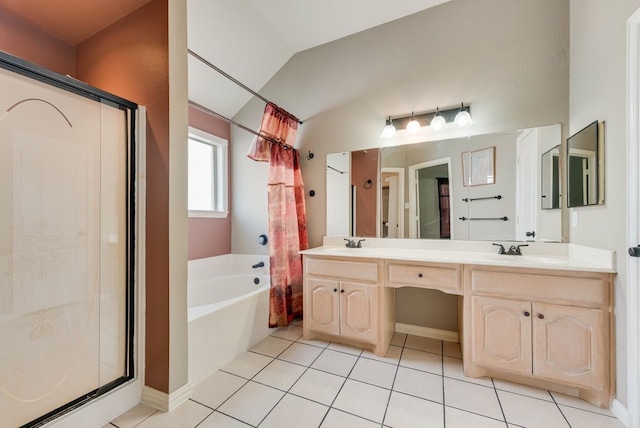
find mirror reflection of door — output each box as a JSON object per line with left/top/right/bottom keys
{"left": 380, "top": 168, "right": 405, "bottom": 238}
{"left": 568, "top": 150, "right": 596, "bottom": 207}
{"left": 409, "top": 159, "right": 452, "bottom": 239}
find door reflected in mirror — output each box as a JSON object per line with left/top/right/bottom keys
{"left": 541, "top": 145, "right": 561, "bottom": 209}
{"left": 567, "top": 121, "right": 603, "bottom": 207}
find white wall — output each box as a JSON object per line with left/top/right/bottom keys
{"left": 232, "top": 0, "right": 570, "bottom": 255}
{"left": 569, "top": 0, "right": 640, "bottom": 411}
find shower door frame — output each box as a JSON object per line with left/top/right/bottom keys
{"left": 0, "top": 51, "right": 138, "bottom": 428}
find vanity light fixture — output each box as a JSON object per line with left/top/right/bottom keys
{"left": 406, "top": 112, "right": 421, "bottom": 134}
{"left": 381, "top": 103, "right": 472, "bottom": 138}
{"left": 454, "top": 102, "right": 473, "bottom": 127}
{"left": 380, "top": 116, "right": 396, "bottom": 138}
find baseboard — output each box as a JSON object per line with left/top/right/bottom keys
{"left": 142, "top": 383, "right": 192, "bottom": 413}
{"left": 612, "top": 399, "right": 629, "bottom": 427}
{"left": 395, "top": 322, "right": 458, "bottom": 343}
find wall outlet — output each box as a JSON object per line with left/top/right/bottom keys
{"left": 572, "top": 211, "right": 578, "bottom": 227}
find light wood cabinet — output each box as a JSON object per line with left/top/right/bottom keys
{"left": 464, "top": 265, "right": 613, "bottom": 408}
{"left": 303, "top": 256, "right": 393, "bottom": 356}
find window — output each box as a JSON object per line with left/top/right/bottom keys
{"left": 188, "top": 127, "right": 228, "bottom": 218}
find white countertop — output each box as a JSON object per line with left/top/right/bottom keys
{"left": 300, "top": 238, "right": 616, "bottom": 273}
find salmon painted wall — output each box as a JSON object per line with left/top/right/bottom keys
{"left": 75, "top": 0, "right": 171, "bottom": 393}
{"left": 0, "top": 10, "right": 75, "bottom": 76}
{"left": 188, "top": 105, "right": 232, "bottom": 260}
{"left": 352, "top": 149, "right": 379, "bottom": 237}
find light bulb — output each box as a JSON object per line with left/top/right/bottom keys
{"left": 406, "top": 118, "right": 421, "bottom": 134}
{"left": 381, "top": 116, "right": 396, "bottom": 138}
{"left": 431, "top": 109, "right": 446, "bottom": 131}
{"left": 455, "top": 104, "right": 473, "bottom": 127}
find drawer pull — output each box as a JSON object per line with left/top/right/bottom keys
{"left": 538, "top": 314, "right": 545, "bottom": 320}
{"left": 418, "top": 273, "right": 423, "bottom": 278}
{"left": 341, "top": 289, "right": 345, "bottom": 293}
{"left": 524, "top": 311, "right": 530, "bottom": 317}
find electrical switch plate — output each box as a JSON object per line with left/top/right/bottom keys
{"left": 572, "top": 211, "right": 578, "bottom": 227}
{"left": 405, "top": 203, "right": 410, "bottom": 209}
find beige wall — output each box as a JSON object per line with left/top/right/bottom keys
{"left": 232, "top": 0, "right": 569, "bottom": 333}
{"left": 569, "top": 0, "right": 640, "bottom": 409}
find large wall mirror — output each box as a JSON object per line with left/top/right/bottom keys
{"left": 566, "top": 121, "right": 605, "bottom": 207}
{"left": 326, "top": 124, "right": 563, "bottom": 242}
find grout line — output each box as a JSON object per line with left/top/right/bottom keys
{"left": 191, "top": 408, "right": 215, "bottom": 428}
{"left": 550, "top": 392, "right": 573, "bottom": 428}
{"left": 445, "top": 403, "right": 514, "bottom": 424}
{"left": 490, "top": 378, "right": 509, "bottom": 426}
{"left": 441, "top": 342, "right": 447, "bottom": 427}
{"left": 213, "top": 409, "right": 260, "bottom": 427}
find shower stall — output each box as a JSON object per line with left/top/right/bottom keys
{"left": 0, "top": 53, "right": 136, "bottom": 427}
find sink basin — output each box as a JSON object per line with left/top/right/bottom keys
{"left": 482, "top": 254, "right": 566, "bottom": 265}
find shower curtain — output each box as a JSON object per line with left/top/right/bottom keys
{"left": 248, "top": 103, "right": 308, "bottom": 327}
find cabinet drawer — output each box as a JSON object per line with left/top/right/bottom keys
{"left": 305, "top": 257, "right": 379, "bottom": 282}
{"left": 387, "top": 262, "right": 461, "bottom": 294}
{"left": 470, "top": 270, "right": 606, "bottom": 307}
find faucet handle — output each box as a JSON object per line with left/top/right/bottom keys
{"left": 492, "top": 243, "right": 506, "bottom": 255}
{"left": 356, "top": 239, "right": 366, "bottom": 248}
{"left": 344, "top": 238, "right": 355, "bottom": 248}
{"left": 515, "top": 244, "right": 529, "bottom": 255}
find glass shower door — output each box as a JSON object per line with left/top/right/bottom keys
{"left": 0, "top": 63, "right": 130, "bottom": 427}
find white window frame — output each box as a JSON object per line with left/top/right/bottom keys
{"left": 188, "top": 126, "right": 228, "bottom": 218}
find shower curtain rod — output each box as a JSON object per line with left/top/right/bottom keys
{"left": 189, "top": 101, "right": 294, "bottom": 150}
{"left": 188, "top": 49, "right": 302, "bottom": 124}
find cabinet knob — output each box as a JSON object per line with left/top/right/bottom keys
{"left": 418, "top": 273, "right": 423, "bottom": 278}
{"left": 538, "top": 314, "right": 545, "bottom": 320}
{"left": 333, "top": 288, "right": 337, "bottom": 293}
{"left": 341, "top": 289, "right": 345, "bottom": 293}
{"left": 524, "top": 311, "right": 530, "bottom": 317}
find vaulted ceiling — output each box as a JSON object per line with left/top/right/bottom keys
{"left": 0, "top": 0, "right": 451, "bottom": 119}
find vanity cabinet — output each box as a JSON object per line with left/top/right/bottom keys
{"left": 303, "top": 256, "right": 394, "bottom": 355}
{"left": 465, "top": 266, "right": 613, "bottom": 407}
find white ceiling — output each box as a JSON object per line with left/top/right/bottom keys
{"left": 187, "top": 0, "right": 452, "bottom": 119}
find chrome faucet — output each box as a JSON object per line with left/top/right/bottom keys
{"left": 252, "top": 261, "right": 265, "bottom": 268}
{"left": 507, "top": 244, "right": 528, "bottom": 256}
{"left": 492, "top": 243, "right": 507, "bottom": 254}
{"left": 344, "top": 239, "right": 366, "bottom": 248}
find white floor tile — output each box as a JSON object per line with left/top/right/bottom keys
{"left": 110, "top": 403, "right": 157, "bottom": 428}
{"left": 259, "top": 394, "right": 328, "bottom": 428}
{"left": 191, "top": 370, "right": 247, "bottom": 409}
{"left": 136, "top": 400, "right": 211, "bottom": 428}
{"left": 311, "top": 349, "right": 358, "bottom": 377}
{"left": 493, "top": 378, "right": 552, "bottom": 402}
{"left": 249, "top": 336, "right": 293, "bottom": 358}
{"left": 405, "top": 335, "right": 442, "bottom": 354}
{"left": 560, "top": 405, "right": 626, "bottom": 428}
{"left": 361, "top": 345, "right": 402, "bottom": 365}
{"left": 333, "top": 379, "right": 391, "bottom": 423}
{"left": 443, "top": 341, "right": 462, "bottom": 359}
{"left": 270, "top": 325, "right": 303, "bottom": 341}
{"left": 296, "top": 336, "right": 331, "bottom": 348}
{"left": 393, "top": 366, "right": 443, "bottom": 403}
{"left": 349, "top": 357, "right": 397, "bottom": 389}
{"left": 550, "top": 391, "right": 616, "bottom": 416}
{"left": 221, "top": 351, "right": 273, "bottom": 379}
{"left": 443, "top": 356, "right": 493, "bottom": 387}
{"left": 326, "top": 342, "right": 363, "bottom": 355}
{"left": 399, "top": 348, "right": 442, "bottom": 375}
{"left": 445, "top": 406, "right": 507, "bottom": 428}
{"left": 320, "top": 408, "right": 380, "bottom": 428}
{"left": 384, "top": 391, "right": 444, "bottom": 428}
{"left": 253, "top": 359, "right": 306, "bottom": 391}
{"left": 198, "top": 411, "right": 251, "bottom": 427}
{"left": 277, "top": 342, "right": 323, "bottom": 367}
{"left": 498, "top": 390, "right": 568, "bottom": 428}
{"left": 444, "top": 377, "right": 503, "bottom": 421}
{"left": 390, "top": 332, "right": 407, "bottom": 347}
{"left": 218, "top": 381, "right": 284, "bottom": 426}
{"left": 289, "top": 368, "right": 346, "bottom": 406}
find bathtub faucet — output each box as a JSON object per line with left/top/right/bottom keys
{"left": 252, "top": 261, "right": 265, "bottom": 268}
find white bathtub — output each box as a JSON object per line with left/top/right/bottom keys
{"left": 187, "top": 254, "right": 274, "bottom": 385}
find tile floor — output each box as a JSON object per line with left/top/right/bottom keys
{"left": 104, "top": 322, "right": 624, "bottom": 428}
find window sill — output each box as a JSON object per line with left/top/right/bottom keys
{"left": 188, "top": 210, "right": 229, "bottom": 219}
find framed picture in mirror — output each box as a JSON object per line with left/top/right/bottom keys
{"left": 462, "top": 146, "right": 495, "bottom": 186}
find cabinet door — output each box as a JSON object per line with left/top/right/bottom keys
{"left": 340, "top": 281, "right": 378, "bottom": 344}
{"left": 532, "top": 303, "right": 606, "bottom": 389}
{"left": 306, "top": 278, "right": 340, "bottom": 335}
{"left": 472, "top": 296, "right": 532, "bottom": 375}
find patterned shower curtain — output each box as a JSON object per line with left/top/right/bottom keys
{"left": 248, "top": 103, "right": 308, "bottom": 327}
